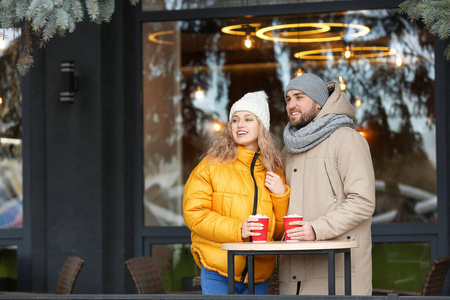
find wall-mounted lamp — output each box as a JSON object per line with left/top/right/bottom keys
{"left": 60, "top": 61, "right": 78, "bottom": 102}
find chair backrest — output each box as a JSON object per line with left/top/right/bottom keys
{"left": 422, "top": 255, "right": 450, "bottom": 296}
{"left": 125, "top": 257, "right": 165, "bottom": 294}
{"left": 55, "top": 256, "right": 85, "bottom": 294}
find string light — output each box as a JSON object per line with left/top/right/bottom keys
{"left": 0, "top": 38, "right": 6, "bottom": 50}
{"left": 344, "top": 45, "right": 352, "bottom": 59}
{"left": 395, "top": 54, "right": 403, "bottom": 67}
{"left": 213, "top": 122, "right": 222, "bottom": 132}
{"left": 355, "top": 98, "right": 362, "bottom": 108}
{"left": 294, "top": 67, "right": 305, "bottom": 77}
{"left": 0, "top": 97, "right": 3, "bottom": 105}
{"left": 339, "top": 76, "right": 346, "bottom": 91}
{"left": 194, "top": 86, "right": 205, "bottom": 100}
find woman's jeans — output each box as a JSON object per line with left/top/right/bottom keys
{"left": 201, "top": 266, "right": 269, "bottom": 295}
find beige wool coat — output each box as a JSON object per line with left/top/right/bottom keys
{"left": 279, "top": 82, "right": 376, "bottom": 295}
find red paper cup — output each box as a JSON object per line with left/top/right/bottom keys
{"left": 252, "top": 217, "right": 269, "bottom": 243}
{"left": 283, "top": 215, "right": 303, "bottom": 242}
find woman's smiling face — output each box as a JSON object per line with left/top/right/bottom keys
{"left": 231, "top": 111, "right": 260, "bottom": 152}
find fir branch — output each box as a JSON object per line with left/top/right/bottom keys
{"left": 86, "top": 0, "right": 100, "bottom": 22}
{"left": 41, "top": 14, "right": 58, "bottom": 41}
{"left": 1, "top": 0, "right": 14, "bottom": 10}
{"left": 2, "top": 0, "right": 154, "bottom": 75}
{"left": 69, "top": 0, "right": 84, "bottom": 22}
{"left": 67, "top": 14, "right": 76, "bottom": 32}
{"left": 17, "top": 21, "right": 34, "bottom": 76}
{"left": 99, "top": 0, "right": 115, "bottom": 22}
{"left": 14, "top": 0, "right": 27, "bottom": 20}
{"left": 445, "top": 44, "right": 450, "bottom": 60}
{"left": 399, "top": 0, "right": 450, "bottom": 60}
{"left": 26, "top": 0, "right": 47, "bottom": 21}
{"left": 55, "top": 7, "right": 69, "bottom": 30}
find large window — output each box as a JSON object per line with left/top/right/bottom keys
{"left": 141, "top": 7, "right": 435, "bottom": 292}
{"left": 0, "top": 29, "right": 22, "bottom": 229}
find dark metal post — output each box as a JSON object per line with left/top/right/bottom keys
{"left": 344, "top": 250, "right": 351, "bottom": 295}
{"left": 328, "top": 250, "right": 335, "bottom": 295}
{"left": 248, "top": 255, "right": 255, "bottom": 294}
{"left": 228, "top": 251, "right": 235, "bottom": 294}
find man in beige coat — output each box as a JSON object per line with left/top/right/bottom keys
{"left": 279, "top": 73, "right": 376, "bottom": 295}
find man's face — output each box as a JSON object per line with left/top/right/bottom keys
{"left": 285, "top": 89, "right": 321, "bottom": 129}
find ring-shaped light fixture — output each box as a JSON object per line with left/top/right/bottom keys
{"left": 255, "top": 23, "right": 370, "bottom": 43}
{"left": 294, "top": 46, "right": 397, "bottom": 60}
{"left": 221, "top": 23, "right": 262, "bottom": 36}
{"left": 148, "top": 30, "right": 175, "bottom": 45}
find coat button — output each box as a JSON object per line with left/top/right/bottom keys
{"left": 293, "top": 169, "right": 297, "bottom": 172}
{"left": 292, "top": 276, "right": 296, "bottom": 280}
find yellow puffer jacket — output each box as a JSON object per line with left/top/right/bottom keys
{"left": 183, "top": 146, "right": 290, "bottom": 283}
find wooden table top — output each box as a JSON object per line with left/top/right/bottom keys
{"left": 221, "top": 240, "right": 358, "bottom": 251}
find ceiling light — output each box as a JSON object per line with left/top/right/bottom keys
{"left": 295, "top": 46, "right": 397, "bottom": 60}
{"left": 148, "top": 30, "right": 174, "bottom": 45}
{"left": 221, "top": 23, "right": 261, "bottom": 36}
{"left": 255, "top": 23, "right": 370, "bottom": 43}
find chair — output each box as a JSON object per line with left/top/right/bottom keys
{"left": 373, "top": 255, "right": 450, "bottom": 296}
{"left": 55, "top": 256, "right": 85, "bottom": 294}
{"left": 0, "top": 256, "right": 84, "bottom": 295}
{"left": 125, "top": 257, "right": 165, "bottom": 294}
{"left": 268, "top": 266, "right": 279, "bottom": 295}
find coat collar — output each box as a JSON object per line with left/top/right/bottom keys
{"left": 236, "top": 145, "right": 265, "bottom": 172}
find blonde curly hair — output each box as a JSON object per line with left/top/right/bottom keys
{"left": 205, "top": 118, "right": 283, "bottom": 172}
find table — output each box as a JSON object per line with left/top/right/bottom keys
{"left": 222, "top": 240, "right": 358, "bottom": 295}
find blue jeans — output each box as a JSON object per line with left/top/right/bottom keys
{"left": 201, "top": 265, "right": 269, "bottom": 295}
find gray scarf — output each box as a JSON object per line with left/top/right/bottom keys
{"left": 283, "top": 114, "right": 354, "bottom": 153}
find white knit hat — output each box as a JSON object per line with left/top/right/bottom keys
{"left": 229, "top": 91, "right": 270, "bottom": 130}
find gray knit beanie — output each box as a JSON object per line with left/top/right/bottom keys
{"left": 229, "top": 91, "right": 270, "bottom": 130}
{"left": 284, "top": 73, "right": 329, "bottom": 107}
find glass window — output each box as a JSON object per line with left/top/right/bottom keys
{"left": 142, "top": 9, "right": 436, "bottom": 227}
{"left": 0, "top": 246, "right": 17, "bottom": 291}
{"left": 0, "top": 28, "right": 22, "bottom": 229}
{"left": 143, "top": 0, "right": 334, "bottom": 11}
{"left": 373, "top": 242, "right": 430, "bottom": 293}
{"left": 151, "top": 244, "right": 200, "bottom": 292}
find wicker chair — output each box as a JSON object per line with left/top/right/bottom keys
{"left": 373, "top": 255, "right": 450, "bottom": 296}
{"left": 125, "top": 257, "right": 165, "bottom": 294}
{"left": 55, "top": 256, "right": 85, "bottom": 294}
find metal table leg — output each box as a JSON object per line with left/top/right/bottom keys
{"left": 345, "top": 250, "right": 351, "bottom": 295}
{"left": 228, "top": 251, "right": 234, "bottom": 294}
{"left": 328, "top": 250, "right": 336, "bottom": 295}
{"left": 248, "top": 255, "right": 255, "bottom": 294}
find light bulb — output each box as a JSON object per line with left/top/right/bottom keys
{"left": 395, "top": 54, "right": 402, "bottom": 67}
{"left": 194, "top": 86, "right": 205, "bottom": 100}
{"left": 0, "top": 39, "right": 6, "bottom": 50}
{"left": 339, "top": 76, "right": 346, "bottom": 91}
{"left": 294, "top": 68, "right": 305, "bottom": 77}
{"left": 0, "top": 97, "right": 3, "bottom": 105}
{"left": 213, "top": 122, "right": 222, "bottom": 132}
{"left": 344, "top": 45, "right": 352, "bottom": 59}
{"left": 355, "top": 98, "right": 361, "bottom": 108}
{"left": 243, "top": 34, "right": 254, "bottom": 50}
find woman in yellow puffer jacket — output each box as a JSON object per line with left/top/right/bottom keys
{"left": 183, "top": 91, "right": 290, "bottom": 295}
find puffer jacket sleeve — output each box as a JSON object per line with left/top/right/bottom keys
{"left": 183, "top": 160, "right": 245, "bottom": 243}
{"left": 310, "top": 129, "right": 376, "bottom": 240}
{"left": 271, "top": 170, "right": 290, "bottom": 241}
